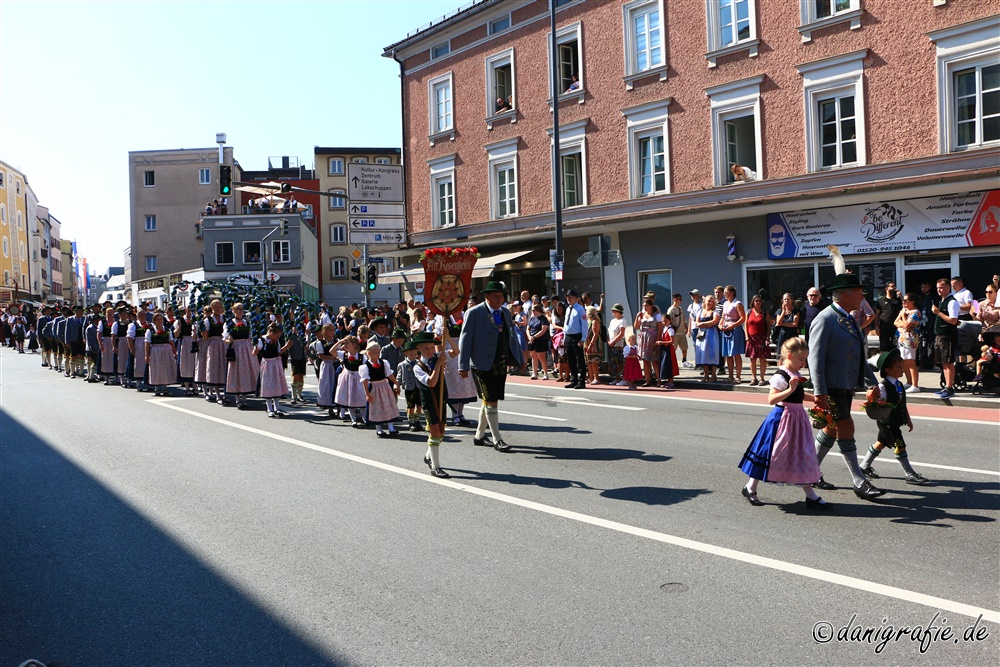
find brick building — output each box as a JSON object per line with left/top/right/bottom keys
{"left": 383, "top": 1, "right": 999, "bottom": 317}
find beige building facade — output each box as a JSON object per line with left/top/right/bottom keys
{"left": 314, "top": 146, "right": 403, "bottom": 307}
{"left": 129, "top": 146, "right": 236, "bottom": 280}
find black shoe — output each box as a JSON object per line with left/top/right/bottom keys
{"left": 473, "top": 436, "right": 492, "bottom": 447}
{"left": 408, "top": 423, "right": 419, "bottom": 432}
{"left": 573, "top": 383, "right": 586, "bottom": 389}
{"left": 493, "top": 439, "right": 511, "bottom": 452}
{"left": 805, "top": 497, "right": 834, "bottom": 510}
{"left": 376, "top": 431, "right": 387, "bottom": 439}
{"left": 430, "top": 467, "right": 451, "bottom": 479}
{"left": 564, "top": 382, "right": 578, "bottom": 389}
{"left": 741, "top": 487, "right": 763, "bottom": 506}
{"left": 905, "top": 472, "right": 930, "bottom": 485}
{"left": 854, "top": 480, "right": 886, "bottom": 501}
{"left": 813, "top": 476, "right": 836, "bottom": 490}
{"left": 861, "top": 465, "right": 879, "bottom": 479}
{"left": 423, "top": 453, "right": 432, "bottom": 469}
{"left": 387, "top": 430, "right": 400, "bottom": 437}
{"left": 413, "top": 423, "right": 425, "bottom": 432}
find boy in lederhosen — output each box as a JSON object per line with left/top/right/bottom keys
{"left": 396, "top": 341, "right": 424, "bottom": 432}
{"left": 413, "top": 331, "right": 450, "bottom": 478}
{"left": 860, "top": 349, "right": 930, "bottom": 485}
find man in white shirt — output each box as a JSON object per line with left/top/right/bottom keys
{"left": 950, "top": 276, "right": 974, "bottom": 321}
{"left": 665, "top": 293, "right": 689, "bottom": 367}
{"left": 686, "top": 290, "right": 703, "bottom": 367}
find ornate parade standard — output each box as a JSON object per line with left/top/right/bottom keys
{"left": 419, "top": 247, "right": 479, "bottom": 317}
{"left": 419, "top": 246, "right": 479, "bottom": 423}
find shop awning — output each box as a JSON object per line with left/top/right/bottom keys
{"left": 377, "top": 249, "right": 533, "bottom": 285}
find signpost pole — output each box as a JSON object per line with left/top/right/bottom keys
{"left": 362, "top": 244, "right": 370, "bottom": 308}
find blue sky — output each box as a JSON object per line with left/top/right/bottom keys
{"left": 0, "top": 0, "right": 460, "bottom": 274}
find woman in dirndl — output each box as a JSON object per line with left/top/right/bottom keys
{"left": 194, "top": 305, "right": 211, "bottom": 396}
{"left": 174, "top": 306, "right": 198, "bottom": 396}
{"left": 145, "top": 313, "right": 177, "bottom": 396}
{"left": 99, "top": 307, "right": 116, "bottom": 384}
{"left": 129, "top": 312, "right": 151, "bottom": 392}
{"left": 633, "top": 299, "right": 662, "bottom": 387}
{"left": 257, "top": 323, "right": 292, "bottom": 418}
{"left": 311, "top": 323, "right": 341, "bottom": 417}
{"left": 443, "top": 322, "right": 477, "bottom": 426}
{"left": 224, "top": 302, "right": 260, "bottom": 410}
{"left": 203, "top": 300, "right": 228, "bottom": 404}
{"left": 694, "top": 295, "right": 721, "bottom": 383}
{"left": 113, "top": 308, "right": 133, "bottom": 387}
{"left": 333, "top": 335, "right": 367, "bottom": 427}
{"left": 360, "top": 340, "right": 400, "bottom": 437}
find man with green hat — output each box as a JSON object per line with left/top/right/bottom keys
{"left": 458, "top": 280, "right": 523, "bottom": 452}
{"left": 808, "top": 271, "right": 885, "bottom": 501}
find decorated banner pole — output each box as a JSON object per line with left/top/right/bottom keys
{"left": 419, "top": 246, "right": 480, "bottom": 426}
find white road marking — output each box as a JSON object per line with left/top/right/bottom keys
{"left": 506, "top": 392, "right": 646, "bottom": 411}
{"left": 512, "top": 387, "right": 998, "bottom": 425}
{"left": 828, "top": 452, "right": 999, "bottom": 477}
{"left": 498, "top": 410, "right": 567, "bottom": 422}
{"left": 152, "top": 398, "right": 998, "bottom": 624}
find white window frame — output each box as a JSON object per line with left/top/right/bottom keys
{"left": 144, "top": 214, "right": 156, "bottom": 232}
{"left": 330, "top": 223, "right": 347, "bottom": 245}
{"left": 431, "top": 41, "right": 451, "bottom": 60}
{"left": 304, "top": 203, "right": 314, "bottom": 220}
{"left": 486, "top": 48, "right": 517, "bottom": 127}
{"left": 797, "top": 49, "right": 867, "bottom": 173}
{"left": 351, "top": 157, "right": 368, "bottom": 163}
{"left": 0, "top": 204, "right": 5, "bottom": 224}
{"left": 271, "top": 239, "right": 291, "bottom": 264}
{"left": 546, "top": 119, "right": 589, "bottom": 208}
{"left": 428, "top": 72, "right": 455, "bottom": 143}
{"left": 549, "top": 22, "right": 584, "bottom": 102}
{"left": 623, "top": 99, "right": 672, "bottom": 198}
{"left": 331, "top": 258, "right": 348, "bottom": 280}
{"left": 16, "top": 211, "right": 22, "bottom": 229}
{"left": 623, "top": 0, "right": 667, "bottom": 86}
{"left": 328, "top": 189, "right": 346, "bottom": 209}
{"left": 1, "top": 237, "right": 7, "bottom": 257}
{"left": 705, "top": 0, "right": 759, "bottom": 68}
{"left": 705, "top": 76, "right": 764, "bottom": 186}
{"left": 143, "top": 170, "right": 155, "bottom": 187}
{"left": 929, "top": 16, "right": 1000, "bottom": 154}
{"left": 243, "top": 241, "right": 263, "bottom": 264}
{"left": 428, "top": 154, "right": 457, "bottom": 229}
{"left": 199, "top": 167, "right": 211, "bottom": 185}
{"left": 328, "top": 158, "right": 344, "bottom": 175}
{"left": 20, "top": 241, "right": 25, "bottom": 260}
{"left": 215, "top": 241, "right": 235, "bottom": 266}
{"left": 798, "top": 0, "right": 862, "bottom": 43}
{"left": 375, "top": 157, "right": 392, "bottom": 164}
{"left": 489, "top": 14, "right": 511, "bottom": 35}
{"left": 485, "top": 138, "right": 519, "bottom": 220}
{"left": 145, "top": 255, "right": 157, "bottom": 273}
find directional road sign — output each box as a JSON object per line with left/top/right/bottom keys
{"left": 576, "top": 251, "right": 602, "bottom": 268}
{"left": 349, "top": 217, "right": 406, "bottom": 231}
{"left": 347, "top": 164, "right": 403, "bottom": 202}
{"left": 348, "top": 231, "right": 407, "bottom": 245}
{"left": 349, "top": 203, "right": 405, "bottom": 216}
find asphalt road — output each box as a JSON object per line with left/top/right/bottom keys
{"left": 2, "top": 349, "right": 998, "bottom": 666}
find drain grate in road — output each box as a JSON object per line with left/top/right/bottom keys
{"left": 660, "top": 582, "right": 689, "bottom": 593}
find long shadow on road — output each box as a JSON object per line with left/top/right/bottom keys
{"left": 0, "top": 410, "right": 340, "bottom": 667}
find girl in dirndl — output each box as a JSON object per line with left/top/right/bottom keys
{"left": 224, "top": 302, "right": 260, "bottom": 410}
{"left": 113, "top": 309, "right": 132, "bottom": 387}
{"left": 311, "top": 324, "right": 341, "bottom": 417}
{"left": 360, "top": 340, "right": 400, "bottom": 437}
{"left": 622, "top": 333, "right": 644, "bottom": 390}
{"left": 443, "top": 322, "right": 477, "bottom": 426}
{"left": 333, "top": 335, "right": 367, "bottom": 427}
{"left": 145, "top": 313, "right": 177, "bottom": 396}
{"left": 738, "top": 337, "right": 829, "bottom": 509}
{"left": 174, "top": 307, "right": 198, "bottom": 396}
{"left": 256, "top": 323, "right": 292, "bottom": 418}
{"left": 203, "top": 300, "right": 228, "bottom": 404}
{"left": 99, "top": 308, "right": 116, "bottom": 384}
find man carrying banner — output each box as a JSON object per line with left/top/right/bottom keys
{"left": 458, "top": 280, "right": 524, "bottom": 452}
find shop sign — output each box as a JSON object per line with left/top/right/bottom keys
{"left": 767, "top": 190, "right": 1000, "bottom": 259}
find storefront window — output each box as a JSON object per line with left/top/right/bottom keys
{"left": 958, "top": 255, "right": 999, "bottom": 300}
{"left": 747, "top": 265, "right": 814, "bottom": 315}
{"left": 818, "top": 261, "right": 895, "bottom": 303}
{"left": 638, "top": 269, "right": 672, "bottom": 310}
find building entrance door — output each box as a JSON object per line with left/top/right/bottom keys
{"left": 902, "top": 254, "right": 950, "bottom": 295}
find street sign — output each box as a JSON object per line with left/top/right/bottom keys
{"left": 349, "top": 203, "right": 405, "bottom": 216}
{"left": 347, "top": 164, "right": 403, "bottom": 202}
{"left": 606, "top": 250, "right": 622, "bottom": 266}
{"left": 576, "top": 251, "right": 602, "bottom": 268}
{"left": 368, "top": 257, "right": 385, "bottom": 264}
{"left": 348, "top": 231, "right": 407, "bottom": 245}
{"left": 349, "top": 217, "right": 406, "bottom": 231}
{"left": 350, "top": 247, "right": 363, "bottom": 261}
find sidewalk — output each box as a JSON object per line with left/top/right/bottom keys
{"left": 521, "top": 360, "right": 1000, "bottom": 409}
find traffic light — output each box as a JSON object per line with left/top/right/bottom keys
{"left": 366, "top": 265, "right": 378, "bottom": 291}
{"left": 350, "top": 266, "right": 362, "bottom": 284}
{"left": 279, "top": 219, "right": 289, "bottom": 236}
{"left": 219, "top": 164, "right": 233, "bottom": 197}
